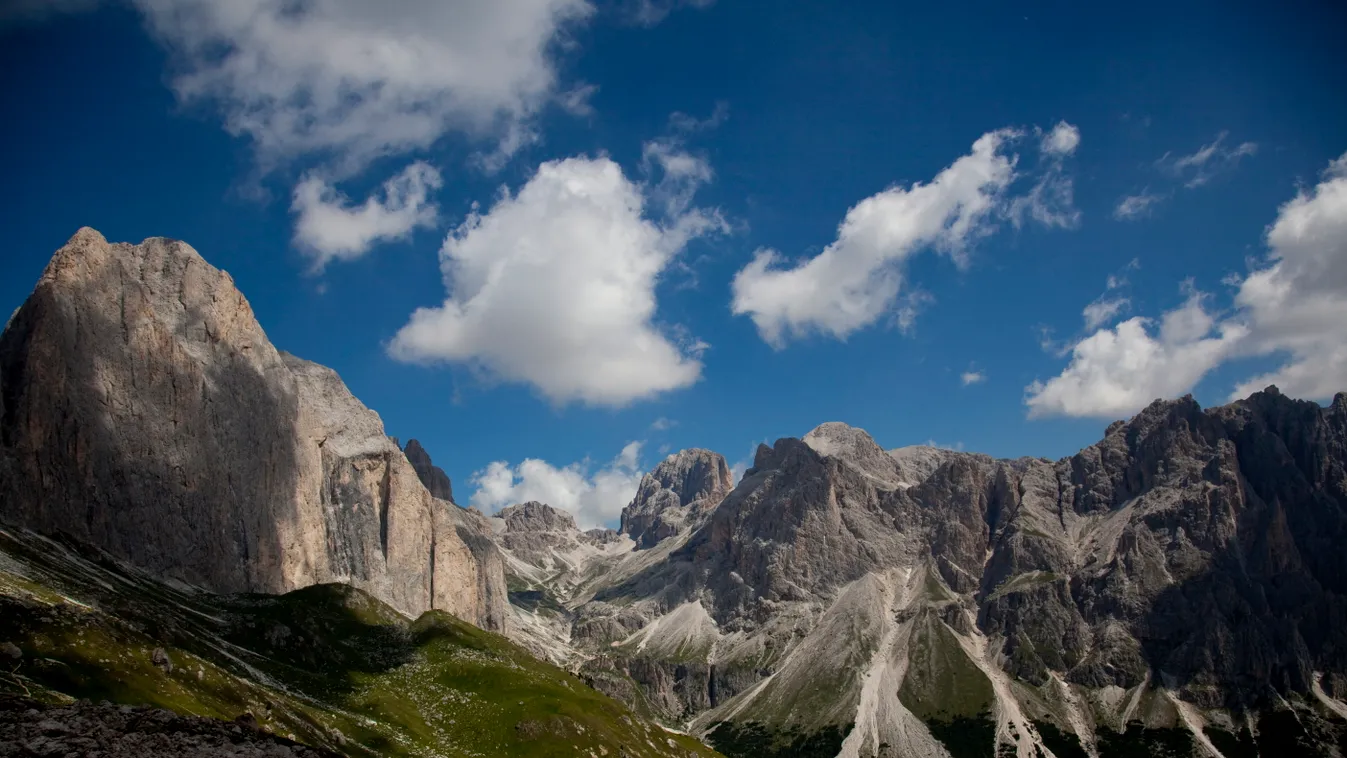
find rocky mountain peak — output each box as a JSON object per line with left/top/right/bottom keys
{"left": 803, "top": 421, "right": 905, "bottom": 486}
{"left": 403, "top": 438, "right": 455, "bottom": 503}
{"left": 801, "top": 421, "right": 881, "bottom": 457}
{"left": 499, "top": 501, "right": 578, "bottom": 533}
{"left": 0, "top": 229, "right": 506, "bottom": 629}
{"left": 620, "top": 448, "right": 733, "bottom": 549}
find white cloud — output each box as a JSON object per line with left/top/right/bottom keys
{"left": 1040, "top": 121, "right": 1081, "bottom": 157}
{"left": 132, "top": 0, "right": 594, "bottom": 174}
{"left": 470, "top": 442, "right": 644, "bottom": 529}
{"left": 387, "top": 152, "right": 724, "bottom": 406}
{"left": 924, "top": 439, "right": 965, "bottom": 451}
{"left": 1082, "top": 296, "right": 1130, "bottom": 331}
{"left": 961, "top": 370, "right": 986, "bottom": 386}
{"left": 292, "top": 162, "right": 442, "bottom": 271}
{"left": 1028, "top": 151, "right": 1347, "bottom": 418}
{"left": 1025, "top": 289, "right": 1246, "bottom": 419}
{"left": 1007, "top": 121, "right": 1082, "bottom": 230}
{"left": 1114, "top": 190, "right": 1166, "bottom": 220}
{"left": 1161, "top": 131, "right": 1258, "bottom": 189}
{"left": 649, "top": 417, "right": 677, "bottom": 431}
{"left": 642, "top": 137, "right": 715, "bottom": 217}
{"left": 732, "top": 126, "right": 1078, "bottom": 348}
{"left": 1226, "top": 153, "right": 1347, "bottom": 399}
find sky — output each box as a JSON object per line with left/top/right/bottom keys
{"left": 1, "top": 0, "right": 1345, "bottom": 528}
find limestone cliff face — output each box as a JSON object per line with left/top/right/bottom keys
{"left": 574, "top": 400, "right": 1347, "bottom": 754}
{"left": 0, "top": 229, "right": 505, "bottom": 629}
{"left": 678, "top": 397, "right": 1347, "bottom": 698}
{"left": 986, "top": 388, "right": 1347, "bottom": 702}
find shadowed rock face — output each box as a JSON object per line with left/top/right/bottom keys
{"left": 0, "top": 228, "right": 505, "bottom": 630}
{"left": 573, "top": 400, "right": 1347, "bottom": 752}
{"left": 404, "top": 439, "right": 454, "bottom": 503}
{"left": 680, "top": 398, "right": 1347, "bottom": 700}
{"left": 620, "top": 449, "right": 733, "bottom": 549}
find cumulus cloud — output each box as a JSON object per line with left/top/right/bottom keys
{"left": 961, "top": 370, "right": 986, "bottom": 386}
{"left": 388, "top": 151, "right": 724, "bottom": 406}
{"left": 1026, "top": 288, "right": 1246, "bottom": 418}
{"left": 731, "top": 125, "right": 1078, "bottom": 347}
{"left": 292, "top": 162, "right": 442, "bottom": 271}
{"left": 470, "top": 442, "right": 644, "bottom": 529}
{"left": 1114, "top": 190, "right": 1166, "bottom": 220}
{"left": 1225, "top": 153, "right": 1347, "bottom": 399}
{"left": 132, "top": 0, "right": 593, "bottom": 174}
{"left": 1028, "top": 151, "right": 1347, "bottom": 418}
{"left": 1040, "top": 121, "right": 1081, "bottom": 157}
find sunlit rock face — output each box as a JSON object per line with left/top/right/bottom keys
{"left": 0, "top": 228, "right": 506, "bottom": 630}
{"left": 620, "top": 448, "right": 734, "bottom": 549}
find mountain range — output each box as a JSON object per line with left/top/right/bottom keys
{"left": 4, "top": 229, "right": 1347, "bottom": 757}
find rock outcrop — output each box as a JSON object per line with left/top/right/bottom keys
{"left": 0, "top": 229, "right": 505, "bottom": 629}
{"left": 619, "top": 449, "right": 733, "bottom": 549}
{"left": 492, "top": 501, "right": 625, "bottom": 570}
{"left": 403, "top": 438, "right": 454, "bottom": 503}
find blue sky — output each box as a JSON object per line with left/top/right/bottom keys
{"left": 2, "top": 0, "right": 1345, "bottom": 527}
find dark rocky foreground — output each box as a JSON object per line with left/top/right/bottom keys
{"left": 0, "top": 696, "right": 341, "bottom": 757}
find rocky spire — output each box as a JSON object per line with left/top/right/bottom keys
{"left": 403, "top": 439, "right": 455, "bottom": 503}
{"left": 499, "top": 501, "right": 579, "bottom": 533}
{"left": 620, "top": 448, "right": 733, "bottom": 549}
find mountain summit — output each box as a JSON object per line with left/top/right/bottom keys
{"left": 0, "top": 229, "right": 505, "bottom": 627}
{"left": 621, "top": 448, "right": 734, "bottom": 549}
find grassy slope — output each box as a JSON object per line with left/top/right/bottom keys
{"left": 0, "top": 527, "right": 721, "bottom": 758}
